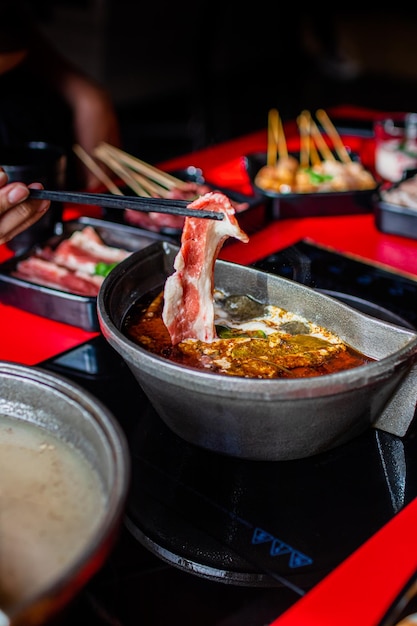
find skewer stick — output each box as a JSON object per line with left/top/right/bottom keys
{"left": 94, "top": 147, "right": 152, "bottom": 197}
{"left": 96, "top": 142, "right": 190, "bottom": 190}
{"left": 130, "top": 170, "right": 171, "bottom": 198}
{"left": 309, "top": 132, "right": 321, "bottom": 168}
{"left": 316, "top": 109, "right": 351, "bottom": 163}
{"left": 73, "top": 144, "right": 124, "bottom": 195}
{"left": 309, "top": 117, "right": 336, "bottom": 161}
{"left": 267, "top": 108, "right": 279, "bottom": 166}
{"left": 301, "top": 111, "right": 321, "bottom": 167}
{"left": 297, "top": 113, "right": 310, "bottom": 169}
{"left": 277, "top": 112, "right": 288, "bottom": 161}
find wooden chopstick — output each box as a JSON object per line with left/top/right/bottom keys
{"left": 28, "top": 189, "right": 224, "bottom": 220}
{"left": 95, "top": 142, "right": 190, "bottom": 191}
{"left": 92, "top": 148, "right": 152, "bottom": 197}
{"left": 72, "top": 144, "right": 124, "bottom": 195}
{"left": 316, "top": 109, "right": 351, "bottom": 163}
{"left": 129, "top": 170, "right": 172, "bottom": 198}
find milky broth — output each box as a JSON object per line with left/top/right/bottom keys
{"left": 0, "top": 414, "right": 106, "bottom": 610}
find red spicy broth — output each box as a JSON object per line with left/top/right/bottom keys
{"left": 122, "top": 289, "right": 375, "bottom": 379}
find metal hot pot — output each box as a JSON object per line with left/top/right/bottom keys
{"left": 97, "top": 241, "right": 417, "bottom": 462}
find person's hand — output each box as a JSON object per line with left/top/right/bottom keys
{"left": 0, "top": 169, "right": 50, "bottom": 245}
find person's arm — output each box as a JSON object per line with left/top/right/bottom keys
{"left": 0, "top": 169, "right": 50, "bottom": 245}
{"left": 25, "top": 31, "right": 121, "bottom": 189}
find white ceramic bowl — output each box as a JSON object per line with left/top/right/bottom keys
{"left": 0, "top": 362, "right": 130, "bottom": 626}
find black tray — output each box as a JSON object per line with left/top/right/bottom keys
{"left": 0, "top": 217, "right": 170, "bottom": 331}
{"left": 245, "top": 152, "right": 377, "bottom": 219}
{"left": 374, "top": 169, "right": 417, "bottom": 240}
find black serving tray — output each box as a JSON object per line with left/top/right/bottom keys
{"left": 375, "top": 199, "right": 417, "bottom": 241}
{"left": 0, "top": 217, "right": 171, "bottom": 331}
{"left": 245, "top": 152, "right": 377, "bottom": 219}
{"left": 374, "top": 169, "right": 417, "bottom": 240}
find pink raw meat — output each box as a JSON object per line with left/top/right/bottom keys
{"left": 14, "top": 257, "right": 103, "bottom": 296}
{"left": 42, "top": 226, "right": 131, "bottom": 274}
{"left": 13, "top": 226, "right": 131, "bottom": 296}
{"left": 162, "top": 191, "right": 249, "bottom": 345}
{"left": 124, "top": 183, "right": 249, "bottom": 232}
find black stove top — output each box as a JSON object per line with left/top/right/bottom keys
{"left": 41, "top": 240, "right": 417, "bottom": 626}
{"left": 252, "top": 239, "right": 417, "bottom": 329}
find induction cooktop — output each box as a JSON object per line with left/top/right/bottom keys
{"left": 40, "top": 240, "right": 417, "bottom": 625}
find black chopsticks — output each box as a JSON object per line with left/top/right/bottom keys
{"left": 29, "top": 189, "right": 224, "bottom": 221}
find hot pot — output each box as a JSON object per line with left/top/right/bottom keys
{"left": 97, "top": 241, "right": 417, "bottom": 462}
{"left": 0, "top": 362, "right": 130, "bottom": 626}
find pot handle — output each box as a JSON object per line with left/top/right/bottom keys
{"left": 373, "top": 361, "right": 417, "bottom": 437}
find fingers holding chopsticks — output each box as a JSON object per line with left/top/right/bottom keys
{"left": 0, "top": 170, "right": 50, "bottom": 244}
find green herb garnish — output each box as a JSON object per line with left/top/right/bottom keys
{"left": 94, "top": 262, "right": 118, "bottom": 277}
{"left": 305, "top": 168, "right": 334, "bottom": 184}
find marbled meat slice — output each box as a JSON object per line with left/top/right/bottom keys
{"left": 124, "top": 183, "right": 249, "bottom": 233}
{"left": 12, "top": 226, "right": 132, "bottom": 296}
{"left": 42, "top": 226, "right": 131, "bottom": 274}
{"left": 13, "top": 257, "right": 103, "bottom": 296}
{"left": 124, "top": 182, "right": 211, "bottom": 232}
{"left": 124, "top": 209, "right": 185, "bottom": 233}
{"left": 162, "top": 191, "right": 249, "bottom": 345}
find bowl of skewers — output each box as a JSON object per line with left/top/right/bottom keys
{"left": 245, "top": 109, "right": 378, "bottom": 219}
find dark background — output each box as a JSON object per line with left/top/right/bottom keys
{"left": 35, "top": 3, "right": 417, "bottom": 163}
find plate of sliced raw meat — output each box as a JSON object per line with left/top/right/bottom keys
{"left": 0, "top": 217, "right": 171, "bottom": 331}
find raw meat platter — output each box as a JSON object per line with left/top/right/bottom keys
{"left": 0, "top": 217, "right": 170, "bottom": 331}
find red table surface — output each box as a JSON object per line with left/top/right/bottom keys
{"left": 2, "top": 105, "right": 417, "bottom": 624}
{"left": 2, "top": 104, "right": 415, "bottom": 366}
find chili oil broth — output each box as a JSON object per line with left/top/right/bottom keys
{"left": 123, "top": 290, "right": 375, "bottom": 379}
